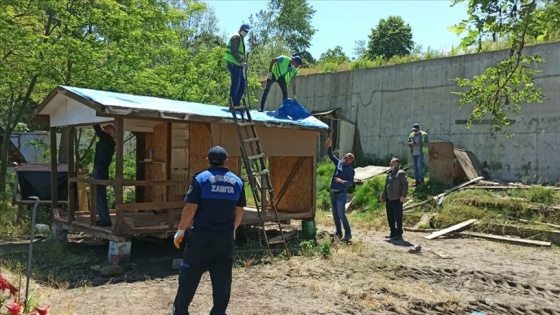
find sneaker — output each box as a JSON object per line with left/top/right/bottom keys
{"left": 335, "top": 233, "right": 342, "bottom": 239}
{"left": 342, "top": 235, "right": 352, "bottom": 242}
{"left": 384, "top": 234, "right": 394, "bottom": 239}
{"left": 258, "top": 109, "right": 264, "bottom": 112}
{"left": 391, "top": 235, "right": 403, "bottom": 241}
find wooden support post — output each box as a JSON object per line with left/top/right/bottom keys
{"left": 49, "top": 128, "right": 58, "bottom": 214}
{"left": 90, "top": 182, "right": 97, "bottom": 226}
{"left": 114, "top": 118, "right": 124, "bottom": 233}
{"left": 67, "top": 127, "right": 76, "bottom": 223}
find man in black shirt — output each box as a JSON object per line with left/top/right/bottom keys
{"left": 93, "top": 124, "right": 116, "bottom": 227}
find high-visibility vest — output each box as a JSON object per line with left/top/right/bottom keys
{"left": 272, "top": 56, "right": 298, "bottom": 85}
{"left": 224, "top": 33, "right": 245, "bottom": 66}
{"left": 408, "top": 131, "right": 429, "bottom": 154}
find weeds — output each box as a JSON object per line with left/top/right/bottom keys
{"left": 297, "top": 240, "right": 332, "bottom": 258}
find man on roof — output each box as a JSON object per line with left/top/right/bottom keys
{"left": 225, "top": 24, "right": 250, "bottom": 107}
{"left": 259, "top": 55, "right": 303, "bottom": 112}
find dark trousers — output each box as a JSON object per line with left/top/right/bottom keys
{"left": 227, "top": 63, "right": 245, "bottom": 107}
{"left": 386, "top": 200, "right": 403, "bottom": 237}
{"left": 93, "top": 165, "right": 110, "bottom": 224}
{"left": 259, "top": 75, "right": 287, "bottom": 111}
{"left": 173, "top": 233, "right": 234, "bottom": 315}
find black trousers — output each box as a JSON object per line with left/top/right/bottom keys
{"left": 173, "top": 233, "right": 234, "bottom": 315}
{"left": 386, "top": 200, "right": 403, "bottom": 237}
{"left": 260, "top": 75, "right": 288, "bottom": 111}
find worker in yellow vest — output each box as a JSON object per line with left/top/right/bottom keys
{"left": 259, "top": 55, "right": 302, "bottom": 112}
{"left": 224, "top": 24, "right": 250, "bottom": 107}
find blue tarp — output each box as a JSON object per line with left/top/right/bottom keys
{"left": 267, "top": 99, "right": 311, "bottom": 120}
{"left": 61, "top": 86, "right": 329, "bottom": 131}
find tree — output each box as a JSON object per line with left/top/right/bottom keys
{"left": 367, "top": 15, "right": 414, "bottom": 60}
{"left": 244, "top": 0, "right": 316, "bottom": 78}
{"left": 451, "top": 0, "right": 559, "bottom": 132}
{"left": 319, "top": 46, "right": 350, "bottom": 64}
{"left": 0, "top": 0, "right": 229, "bottom": 193}
{"left": 248, "top": 0, "right": 316, "bottom": 53}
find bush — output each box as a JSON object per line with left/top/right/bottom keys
{"left": 352, "top": 176, "right": 385, "bottom": 212}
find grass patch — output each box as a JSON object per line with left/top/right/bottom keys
{"left": 352, "top": 177, "right": 385, "bottom": 212}
{"left": 506, "top": 186, "right": 560, "bottom": 205}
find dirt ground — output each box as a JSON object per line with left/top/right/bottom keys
{"left": 12, "top": 224, "right": 560, "bottom": 315}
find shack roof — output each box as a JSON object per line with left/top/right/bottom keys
{"left": 33, "top": 86, "right": 329, "bottom": 131}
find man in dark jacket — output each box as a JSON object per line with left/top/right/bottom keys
{"left": 380, "top": 157, "right": 408, "bottom": 240}
{"left": 93, "top": 124, "right": 116, "bottom": 227}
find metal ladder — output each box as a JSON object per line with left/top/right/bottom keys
{"left": 228, "top": 102, "right": 290, "bottom": 259}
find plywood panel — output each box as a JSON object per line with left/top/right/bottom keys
{"left": 189, "top": 123, "right": 211, "bottom": 176}
{"left": 429, "top": 142, "right": 455, "bottom": 186}
{"left": 270, "top": 156, "right": 314, "bottom": 213}
{"left": 213, "top": 123, "right": 319, "bottom": 157}
{"left": 145, "top": 122, "right": 169, "bottom": 202}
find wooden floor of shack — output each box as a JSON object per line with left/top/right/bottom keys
{"left": 53, "top": 207, "right": 313, "bottom": 242}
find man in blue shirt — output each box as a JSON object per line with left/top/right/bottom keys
{"left": 326, "top": 138, "right": 355, "bottom": 242}
{"left": 173, "top": 146, "right": 246, "bottom": 315}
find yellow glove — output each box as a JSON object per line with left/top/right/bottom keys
{"left": 174, "top": 229, "right": 185, "bottom": 249}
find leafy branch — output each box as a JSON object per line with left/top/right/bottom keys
{"left": 451, "top": 0, "right": 547, "bottom": 134}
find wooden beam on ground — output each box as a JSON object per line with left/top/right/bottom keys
{"left": 518, "top": 219, "right": 560, "bottom": 230}
{"left": 404, "top": 227, "right": 439, "bottom": 233}
{"left": 460, "top": 231, "right": 552, "bottom": 247}
{"left": 404, "top": 176, "right": 484, "bottom": 211}
{"left": 268, "top": 231, "right": 297, "bottom": 242}
{"left": 425, "top": 219, "right": 478, "bottom": 240}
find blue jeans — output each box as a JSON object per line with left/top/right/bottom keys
{"left": 227, "top": 63, "right": 245, "bottom": 106}
{"left": 93, "top": 165, "right": 111, "bottom": 224}
{"left": 412, "top": 154, "right": 424, "bottom": 183}
{"left": 330, "top": 192, "right": 351, "bottom": 238}
{"left": 173, "top": 233, "right": 234, "bottom": 315}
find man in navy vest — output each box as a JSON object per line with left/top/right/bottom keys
{"left": 173, "top": 146, "right": 246, "bottom": 315}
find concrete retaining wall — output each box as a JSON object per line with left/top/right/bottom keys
{"left": 258, "top": 42, "right": 560, "bottom": 182}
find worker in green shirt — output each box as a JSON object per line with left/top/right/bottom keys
{"left": 259, "top": 55, "right": 302, "bottom": 112}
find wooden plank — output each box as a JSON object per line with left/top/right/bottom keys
{"left": 425, "top": 219, "right": 478, "bottom": 240}
{"left": 404, "top": 176, "right": 484, "bottom": 211}
{"left": 116, "top": 201, "right": 185, "bottom": 212}
{"left": 353, "top": 165, "right": 390, "bottom": 183}
{"left": 268, "top": 231, "right": 297, "bottom": 242}
{"left": 114, "top": 117, "right": 124, "bottom": 205}
{"left": 49, "top": 127, "right": 58, "bottom": 212}
{"left": 518, "top": 219, "right": 560, "bottom": 230}
{"left": 274, "top": 156, "right": 306, "bottom": 207}
{"left": 67, "top": 127, "right": 76, "bottom": 223}
{"left": 404, "top": 227, "right": 439, "bottom": 233}
{"left": 460, "top": 231, "right": 552, "bottom": 247}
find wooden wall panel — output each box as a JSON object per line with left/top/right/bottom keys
{"left": 189, "top": 123, "right": 211, "bottom": 177}
{"left": 269, "top": 156, "right": 314, "bottom": 213}
{"left": 145, "top": 122, "right": 169, "bottom": 202}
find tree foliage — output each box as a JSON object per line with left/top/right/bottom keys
{"left": 0, "top": 0, "right": 231, "bottom": 193}
{"left": 367, "top": 15, "right": 414, "bottom": 60}
{"left": 451, "top": 0, "right": 558, "bottom": 132}
{"left": 319, "top": 46, "right": 350, "bottom": 64}
{"left": 246, "top": 0, "right": 316, "bottom": 76}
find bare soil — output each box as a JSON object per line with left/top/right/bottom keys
{"left": 10, "top": 226, "right": 560, "bottom": 315}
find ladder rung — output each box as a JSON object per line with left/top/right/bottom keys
{"left": 247, "top": 153, "right": 265, "bottom": 160}
{"left": 268, "top": 240, "right": 286, "bottom": 245}
{"left": 252, "top": 170, "right": 269, "bottom": 177}
{"left": 237, "top": 122, "right": 255, "bottom": 127}
{"left": 242, "top": 137, "right": 259, "bottom": 143}
{"left": 231, "top": 106, "right": 251, "bottom": 111}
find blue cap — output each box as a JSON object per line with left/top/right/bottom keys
{"left": 293, "top": 56, "right": 302, "bottom": 65}
{"left": 240, "top": 24, "right": 251, "bottom": 32}
{"left": 208, "top": 146, "right": 228, "bottom": 164}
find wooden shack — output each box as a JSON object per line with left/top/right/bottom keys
{"left": 31, "top": 86, "right": 328, "bottom": 241}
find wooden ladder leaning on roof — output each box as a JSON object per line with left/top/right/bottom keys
{"left": 228, "top": 101, "right": 290, "bottom": 259}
